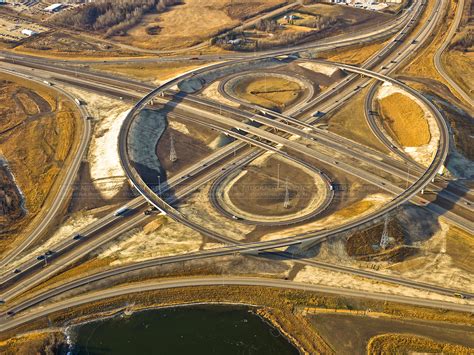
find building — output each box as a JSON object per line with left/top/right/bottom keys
{"left": 43, "top": 3, "right": 64, "bottom": 12}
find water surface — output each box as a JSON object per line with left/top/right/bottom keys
{"left": 69, "top": 305, "right": 298, "bottom": 355}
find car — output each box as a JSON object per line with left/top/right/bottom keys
{"left": 454, "top": 293, "right": 466, "bottom": 299}
{"left": 73, "top": 234, "right": 82, "bottom": 240}
{"left": 6, "top": 311, "right": 15, "bottom": 316}
{"left": 37, "top": 255, "right": 45, "bottom": 260}
{"left": 45, "top": 250, "right": 54, "bottom": 256}
{"left": 0, "top": 300, "right": 5, "bottom": 304}
{"left": 13, "top": 269, "right": 20, "bottom": 274}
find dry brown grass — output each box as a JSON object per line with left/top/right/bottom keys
{"left": 13, "top": 31, "right": 141, "bottom": 59}
{"left": 398, "top": 0, "right": 443, "bottom": 80}
{"left": 378, "top": 93, "right": 430, "bottom": 147}
{"left": 233, "top": 76, "right": 303, "bottom": 111}
{"left": 446, "top": 226, "right": 474, "bottom": 273}
{"left": 346, "top": 220, "right": 405, "bottom": 258}
{"left": 332, "top": 200, "right": 375, "bottom": 219}
{"left": 318, "top": 39, "right": 389, "bottom": 65}
{"left": 112, "top": 0, "right": 288, "bottom": 50}
{"left": 443, "top": 51, "right": 474, "bottom": 99}
{"left": 0, "top": 331, "right": 65, "bottom": 355}
{"left": 399, "top": 0, "right": 473, "bottom": 106}
{"left": 367, "top": 333, "right": 474, "bottom": 354}
{"left": 0, "top": 73, "right": 81, "bottom": 254}
{"left": 91, "top": 61, "right": 207, "bottom": 83}
{"left": 327, "top": 88, "right": 390, "bottom": 153}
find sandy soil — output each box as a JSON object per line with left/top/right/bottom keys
{"left": 179, "top": 182, "right": 255, "bottom": 241}
{"left": 200, "top": 81, "right": 240, "bottom": 108}
{"left": 0, "top": 212, "right": 98, "bottom": 275}
{"left": 294, "top": 263, "right": 473, "bottom": 306}
{"left": 297, "top": 62, "right": 339, "bottom": 77}
{"left": 96, "top": 216, "right": 223, "bottom": 266}
{"left": 61, "top": 87, "right": 131, "bottom": 199}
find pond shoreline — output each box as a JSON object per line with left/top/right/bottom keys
{"left": 63, "top": 302, "right": 302, "bottom": 354}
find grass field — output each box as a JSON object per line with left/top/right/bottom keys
{"left": 0, "top": 73, "right": 80, "bottom": 254}
{"left": 326, "top": 89, "right": 389, "bottom": 153}
{"left": 14, "top": 32, "right": 139, "bottom": 59}
{"left": 443, "top": 50, "right": 474, "bottom": 100}
{"left": 446, "top": 226, "right": 474, "bottom": 273}
{"left": 91, "top": 61, "right": 208, "bottom": 83}
{"left": 233, "top": 75, "right": 303, "bottom": 112}
{"left": 318, "top": 39, "right": 389, "bottom": 65}
{"left": 346, "top": 220, "right": 405, "bottom": 258}
{"left": 378, "top": 93, "right": 430, "bottom": 147}
{"left": 112, "top": 0, "right": 288, "bottom": 50}
{"left": 400, "top": 0, "right": 473, "bottom": 106}
{"left": 0, "top": 331, "right": 65, "bottom": 355}
{"left": 368, "top": 334, "right": 473, "bottom": 354}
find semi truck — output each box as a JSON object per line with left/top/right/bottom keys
{"left": 114, "top": 206, "right": 128, "bottom": 216}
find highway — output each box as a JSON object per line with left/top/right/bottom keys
{"left": 116, "top": 50, "right": 452, "bottom": 254}
{"left": 433, "top": 0, "right": 473, "bottom": 108}
{"left": 0, "top": 69, "right": 92, "bottom": 269}
{"left": 1, "top": 0, "right": 473, "bottom": 329}
{"left": 1, "top": 276, "right": 472, "bottom": 333}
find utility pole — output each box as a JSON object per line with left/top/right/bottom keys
{"left": 277, "top": 163, "right": 280, "bottom": 188}
{"left": 283, "top": 177, "right": 290, "bottom": 209}
{"left": 169, "top": 133, "right": 177, "bottom": 162}
{"left": 380, "top": 215, "right": 390, "bottom": 249}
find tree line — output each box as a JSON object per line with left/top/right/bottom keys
{"left": 53, "top": 0, "right": 180, "bottom": 37}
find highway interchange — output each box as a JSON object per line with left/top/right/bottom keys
{"left": 0, "top": 0, "right": 473, "bottom": 333}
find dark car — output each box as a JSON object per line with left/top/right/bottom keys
{"left": 37, "top": 255, "right": 45, "bottom": 261}
{"left": 73, "top": 234, "right": 82, "bottom": 240}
